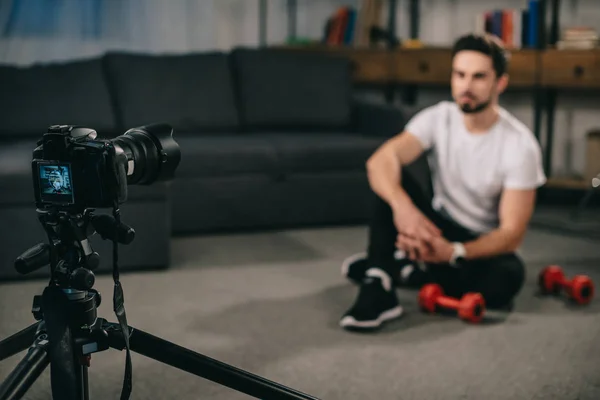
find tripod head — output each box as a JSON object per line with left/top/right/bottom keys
{"left": 15, "top": 207, "right": 135, "bottom": 289}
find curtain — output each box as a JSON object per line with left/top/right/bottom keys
{"left": 0, "top": 0, "right": 219, "bottom": 65}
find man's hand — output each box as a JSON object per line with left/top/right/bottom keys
{"left": 391, "top": 199, "right": 441, "bottom": 254}
{"left": 396, "top": 234, "right": 453, "bottom": 263}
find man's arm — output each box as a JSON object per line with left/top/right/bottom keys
{"left": 366, "top": 131, "right": 425, "bottom": 211}
{"left": 366, "top": 104, "right": 438, "bottom": 210}
{"left": 463, "top": 188, "right": 537, "bottom": 260}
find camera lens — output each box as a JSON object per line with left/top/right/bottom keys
{"left": 111, "top": 123, "right": 181, "bottom": 185}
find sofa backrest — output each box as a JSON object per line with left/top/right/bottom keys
{"left": 0, "top": 48, "right": 356, "bottom": 141}
{"left": 102, "top": 51, "right": 240, "bottom": 134}
{"left": 0, "top": 58, "right": 118, "bottom": 139}
{"left": 230, "top": 48, "right": 353, "bottom": 132}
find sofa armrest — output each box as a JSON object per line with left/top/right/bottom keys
{"left": 352, "top": 100, "right": 419, "bottom": 137}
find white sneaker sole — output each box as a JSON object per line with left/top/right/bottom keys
{"left": 339, "top": 306, "right": 404, "bottom": 329}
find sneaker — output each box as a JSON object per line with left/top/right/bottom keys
{"left": 341, "top": 250, "right": 418, "bottom": 286}
{"left": 339, "top": 268, "right": 404, "bottom": 331}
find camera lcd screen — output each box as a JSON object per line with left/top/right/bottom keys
{"left": 38, "top": 162, "right": 75, "bottom": 205}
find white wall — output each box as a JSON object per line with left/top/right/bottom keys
{"left": 1, "top": 0, "right": 598, "bottom": 177}
{"left": 0, "top": 0, "right": 219, "bottom": 63}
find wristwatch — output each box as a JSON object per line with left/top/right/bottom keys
{"left": 449, "top": 242, "right": 466, "bottom": 267}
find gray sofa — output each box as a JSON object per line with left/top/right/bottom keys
{"left": 0, "top": 47, "right": 414, "bottom": 281}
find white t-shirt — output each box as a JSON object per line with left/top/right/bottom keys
{"left": 405, "top": 101, "right": 547, "bottom": 234}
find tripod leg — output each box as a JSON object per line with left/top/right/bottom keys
{"left": 0, "top": 323, "right": 40, "bottom": 361}
{"left": 104, "top": 323, "right": 320, "bottom": 400}
{"left": 81, "top": 366, "right": 89, "bottom": 400}
{"left": 41, "top": 286, "right": 81, "bottom": 400}
{"left": 0, "top": 329, "right": 50, "bottom": 400}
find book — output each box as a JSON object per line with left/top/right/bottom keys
{"left": 476, "top": 1, "right": 543, "bottom": 49}
{"left": 528, "top": 0, "right": 539, "bottom": 48}
{"left": 556, "top": 26, "right": 599, "bottom": 50}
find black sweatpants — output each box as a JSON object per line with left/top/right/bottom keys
{"left": 367, "top": 169, "right": 526, "bottom": 309}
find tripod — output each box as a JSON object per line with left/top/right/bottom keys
{"left": 0, "top": 208, "right": 320, "bottom": 400}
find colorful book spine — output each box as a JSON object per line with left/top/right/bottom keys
{"left": 323, "top": 0, "right": 383, "bottom": 47}
{"left": 512, "top": 9, "right": 522, "bottom": 48}
{"left": 476, "top": 0, "right": 542, "bottom": 49}
{"left": 528, "top": 0, "right": 540, "bottom": 48}
{"left": 324, "top": 6, "right": 359, "bottom": 46}
{"left": 344, "top": 9, "right": 357, "bottom": 44}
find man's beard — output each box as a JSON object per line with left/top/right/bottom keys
{"left": 456, "top": 94, "right": 492, "bottom": 114}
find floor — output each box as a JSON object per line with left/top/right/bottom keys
{"left": 1, "top": 215, "right": 600, "bottom": 399}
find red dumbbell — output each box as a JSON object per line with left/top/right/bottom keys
{"left": 538, "top": 265, "right": 594, "bottom": 305}
{"left": 418, "top": 283, "right": 485, "bottom": 323}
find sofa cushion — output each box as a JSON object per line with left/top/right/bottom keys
{"left": 103, "top": 52, "right": 239, "bottom": 133}
{"left": 231, "top": 48, "right": 353, "bottom": 131}
{"left": 0, "top": 58, "right": 118, "bottom": 139}
{"left": 261, "top": 132, "right": 384, "bottom": 174}
{"left": 175, "top": 135, "right": 279, "bottom": 178}
{"left": 0, "top": 140, "right": 37, "bottom": 205}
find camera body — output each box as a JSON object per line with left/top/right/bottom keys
{"left": 32, "top": 123, "right": 180, "bottom": 212}
{"left": 32, "top": 125, "right": 128, "bottom": 210}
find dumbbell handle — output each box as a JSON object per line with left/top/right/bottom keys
{"left": 556, "top": 277, "right": 576, "bottom": 289}
{"left": 436, "top": 296, "right": 460, "bottom": 310}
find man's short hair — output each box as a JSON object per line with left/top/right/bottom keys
{"left": 451, "top": 33, "right": 510, "bottom": 78}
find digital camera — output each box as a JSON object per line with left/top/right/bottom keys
{"left": 32, "top": 123, "right": 181, "bottom": 211}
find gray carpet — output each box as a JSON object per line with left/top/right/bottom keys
{"left": 530, "top": 205, "right": 600, "bottom": 241}
{"left": 1, "top": 223, "right": 600, "bottom": 399}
